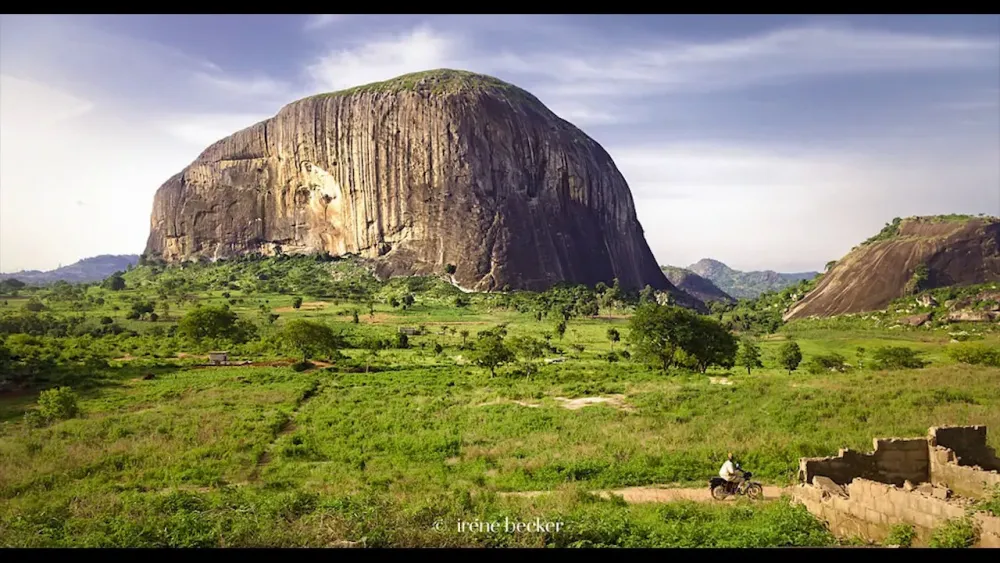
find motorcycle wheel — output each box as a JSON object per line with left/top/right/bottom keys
{"left": 745, "top": 483, "right": 763, "bottom": 500}
{"left": 711, "top": 485, "right": 729, "bottom": 501}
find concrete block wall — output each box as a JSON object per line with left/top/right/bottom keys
{"left": 929, "top": 425, "right": 1000, "bottom": 471}
{"left": 791, "top": 478, "right": 1000, "bottom": 547}
{"left": 798, "top": 438, "right": 930, "bottom": 487}
{"left": 930, "top": 446, "right": 1000, "bottom": 498}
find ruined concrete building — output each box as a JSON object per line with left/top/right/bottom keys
{"left": 792, "top": 425, "right": 1000, "bottom": 547}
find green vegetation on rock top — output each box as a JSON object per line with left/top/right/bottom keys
{"left": 301, "top": 69, "right": 548, "bottom": 108}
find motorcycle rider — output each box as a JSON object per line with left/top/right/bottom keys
{"left": 719, "top": 452, "right": 744, "bottom": 492}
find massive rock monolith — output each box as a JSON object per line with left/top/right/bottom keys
{"left": 144, "top": 69, "right": 695, "bottom": 305}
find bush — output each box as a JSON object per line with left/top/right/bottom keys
{"left": 872, "top": 346, "right": 928, "bottom": 370}
{"left": 395, "top": 332, "right": 409, "bottom": 349}
{"left": 100, "top": 317, "right": 114, "bottom": 325}
{"left": 806, "top": 353, "right": 848, "bottom": 375}
{"left": 948, "top": 343, "right": 1000, "bottom": 367}
{"left": 36, "top": 386, "right": 81, "bottom": 421}
{"left": 290, "top": 360, "right": 314, "bottom": 372}
{"left": 884, "top": 523, "right": 917, "bottom": 547}
{"left": 433, "top": 343, "right": 443, "bottom": 355}
{"left": 928, "top": 517, "right": 978, "bottom": 548}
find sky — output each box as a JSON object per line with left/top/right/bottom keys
{"left": 1, "top": 14, "right": 998, "bottom": 274}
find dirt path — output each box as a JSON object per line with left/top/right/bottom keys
{"left": 502, "top": 485, "right": 789, "bottom": 503}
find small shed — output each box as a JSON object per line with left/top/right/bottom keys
{"left": 398, "top": 327, "right": 419, "bottom": 335}
{"left": 208, "top": 351, "right": 229, "bottom": 365}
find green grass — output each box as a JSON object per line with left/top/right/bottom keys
{"left": 3, "top": 257, "right": 1000, "bottom": 547}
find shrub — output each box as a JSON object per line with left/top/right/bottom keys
{"left": 928, "top": 517, "right": 978, "bottom": 548}
{"left": 433, "top": 343, "right": 443, "bottom": 355}
{"left": 292, "top": 297, "right": 303, "bottom": 309}
{"left": 947, "top": 343, "right": 1000, "bottom": 367}
{"left": 872, "top": 346, "right": 928, "bottom": 370}
{"left": 975, "top": 485, "right": 1000, "bottom": 517}
{"left": 290, "top": 360, "right": 314, "bottom": 372}
{"left": 100, "top": 316, "right": 114, "bottom": 325}
{"left": 606, "top": 351, "right": 619, "bottom": 363}
{"left": 806, "top": 353, "right": 848, "bottom": 375}
{"left": 884, "top": 523, "right": 917, "bottom": 547}
{"left": 395, "top": 332, "right": 409, "bottom": 349}
{"left": 37, "top": 386, "right": 81, "bottom": 421}
{"left": 24, "top": 299, "right": 45, "bottom": 312}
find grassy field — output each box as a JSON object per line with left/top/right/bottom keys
{"left": 1, "top": 259, "right": 998, "bottom": 547}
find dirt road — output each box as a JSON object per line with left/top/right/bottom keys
{"left": 502, "top": 485, "right": 789, "bottom": 503}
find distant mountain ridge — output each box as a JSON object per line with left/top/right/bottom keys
{"left": 687, "top": 258, "right": 819, "bottom": 300}
{"left": 0, "top": 255, "right": 139, "bottom": 286}
{"left": 660, "top": 265, "right": 735, "bottom": 304}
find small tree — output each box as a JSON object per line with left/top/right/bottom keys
{"left": 281, "top": 319, "right": 342, "bottom": 363}
{"left": 292, "top": 297, "right": 303, "bottom": 309}
{"left": 607, "top": 327, "right": 620, "bottom": 350}
{"left": 106, "top": 274, "right": 126, "bottom": 291}
{"left": 639, "top": 284, "right": 655, "bottom": 303}
{"left": 445, "top": 264, "right": 457, "bottom": 275}
{"left": 402, "top": 294, "right": 415, "bottom": 308}
{"left": 856, "top": 346, "right": 866, "bottom": 370}
{"left": 395, "top": 332, "right": 409, "bottom": 349}
{"left": 24, "top": 299, "right": 45, "bottom": 312}
{"left": 362, "top": 336, "right": 386, "bottom": 373}
{"left": 508, "top": 335, "right": 546, "bottom": 378}
{"left": 778, "top": 341, "right": 803, "bottom": 374}
{"left": 736, "top": 338, "right": 763, "bottom": 375}
{"left": 352, "top": 310, "right": 360, "bottom": 324}
{"left": 470, "top": 332, "right": 514, "bottom": 377}
{"left": 554, "top": 320, "right": 567, "bottom": 340}
{"left": 459, "top": 329, "right": 470, "bottom": 348}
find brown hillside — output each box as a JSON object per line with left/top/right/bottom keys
{"left": 784, "top": 216, "right": 1000, "bottom": 320}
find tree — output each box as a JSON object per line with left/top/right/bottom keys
{"left": 362, "top": 336, "right": 386, "bottom": 373}
{"left": 177, "top": 305, "right": 249, "bottom": 343}
{"left": 0, "top": 279, "right": 26, "bottom": 296}
{"left": 470, "top": 332, "right": 514, "bottom": 377}
{"left": 352, "top": 310, "right": 360, "bottom": 324}
{"left": 736, "top": 338, "right": 763, "bottom": 375}
{"left": 445, "top": 264, "right": 457, "bottom": 275}
{"left": 684, "top": 317, "right": 738, "bottom": 374}
{"left": 24, "top": 299, "right": 45, "bottom": 312}
{"left": 626, "top": 303, "right": 700, "bottom": 373}
{"left": 160, "top": 301, "right": 171, "bottom": 321}
{"left": 281, "top": 319, "right": 342, "bottom": 362}
{"left": 777, "top": 341, "right": 803, "bottom": 374}
{"left": 292, "top": 297, "right": 303, "bottom": 309}
{"left": 639, "top": 284, "right": 655, "bottom": 303}
{"left": 508, "top": 335, "right": 546, "bottom": 378}
{"left": 607, "top": 327, "right": 620, "bottom": 350}
{"left": 402, "top": 293, "right": 415, "bottom": 307}
{"left": 105, "top": 274, "right": 126, "bottom": 291}
{"left": 554, "top": 320, "right": 567, "bottom": 339}
{"left": 855, "top": 346, "right": 866, "bottom": 370}
{"left": 395, "top": 332, "right": 409, "bottom": 349}
{"left": 459, "top": 329, "right": 470, "bottom": 348}
{"left": 128, "top": 300, "right": 155, "bottom": 320}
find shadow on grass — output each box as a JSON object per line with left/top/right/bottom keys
{"left": 0, "top": 362, "right": 186, "bottom": 422}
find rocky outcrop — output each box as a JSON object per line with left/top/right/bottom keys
{"left": 784, "top": 216, "right": 1000, "bottom": 320}
{"left": 144, "top": 69, "right": 693, "bottom": 305}
{"left": 660, "top": 265, "right": 735, "bottom": 304}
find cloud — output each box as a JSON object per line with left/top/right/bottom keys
{"left": 303, "top": 14, "right": 349, "bottom": 30}
{"left": 305, "top": 25, "right": 466, "bottom": 92}
{"left": 493, "top": 24, "right": 999, "bottom": 98}
{"left": 155, "top": 113, "right": 274, "bottom": 147}
{"left": 610, "top": 139, "right": 1000, "bottom": 272}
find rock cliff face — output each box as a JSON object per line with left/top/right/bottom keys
{"left": 784, "top": 216, "right": 1000, "bottom": 320}
{"left": 145, "top": 69, "right": 691, "bottom": 303}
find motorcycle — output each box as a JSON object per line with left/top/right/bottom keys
{"left": 709, "top": 465, "right": 763, "bottom": 500}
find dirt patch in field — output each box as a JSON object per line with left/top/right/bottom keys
{"left": 554, "top": 395, "right": 635, "bottom": 412}
{"left": 501, "top": 485, "right": 788, "bottom": 503}
{"left": 274, "top": 301, "right": 329, "bottom": 313}
{"left": 708, "top": 377, "right": 734, "bottom": 386}
{"left": 477, "top": 398, "right": 542, "bottom": 408}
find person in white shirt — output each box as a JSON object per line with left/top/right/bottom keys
{"left": 719, "top": 452, "right": 743, "bottom": 490}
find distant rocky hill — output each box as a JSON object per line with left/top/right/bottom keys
{"left": 687, "top": 258, "right": 819, "bottom": 300}
{"left": 143, "top": 68, "right": 695, "bottom": 309}
{"left": 784, "top": 215, "right": 1000, "bottom": 320}
{"left": 660, "top": 265, "right": 735, "bottom": 304}
{"left": 0, "top": 255, "right": 139, "bottom": 286}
